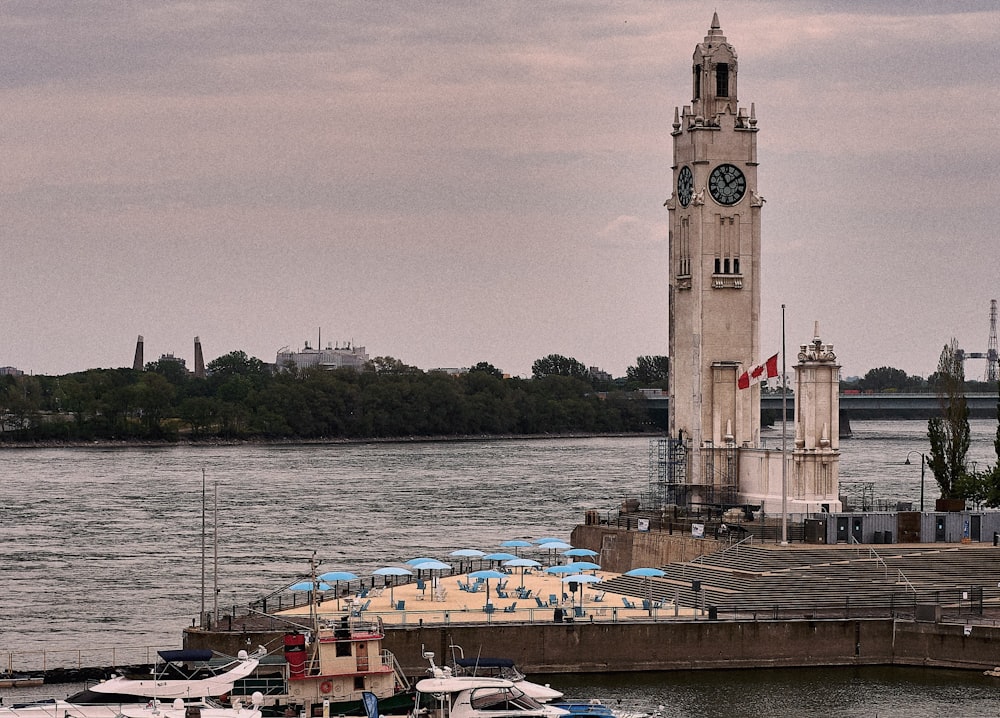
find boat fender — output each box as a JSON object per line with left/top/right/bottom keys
{"left": 320, "top": 681, "right": 333, "bottom": 694}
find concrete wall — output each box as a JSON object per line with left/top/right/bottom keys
{"left": 184, "top": 617, "right": 1000, "bottom": 678}
{"left": 570, "top": 525, "right": 722, "bottom": 573}
{"left": 383, "top": 619, "right": 896, "bottom": 676}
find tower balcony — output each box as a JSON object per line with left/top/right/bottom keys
{"left": 712, "top": 273, "right": 743, "bottom": 289}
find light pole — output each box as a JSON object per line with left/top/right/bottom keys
{"left": 904, "top": 451, "right": 926, "bottom": 512}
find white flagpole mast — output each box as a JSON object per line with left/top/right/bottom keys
{"left": 781, "top": 304, "right": 788, "bottom": 545}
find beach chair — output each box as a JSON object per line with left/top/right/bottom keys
{"left": 416, "top": 579, "right": 426, "bottom": 591}
{"left": 591, "top": 592, "right": 605, "bottom": 602}
{"left": 457, "top": 580, "right": 469, "bottom": 592}
{"left": 622, "top": 597, "right": 637, "bottom": 609}
{"left": 504, "top": 602, "right": 518, "bottom": 613}
{"left": 395, "top": 600, "right": 405, "bottom": 611}
{"left": 574, "top": 606, "right": 584, "bottom": 618}
{"left": 548, "top": 594, "right": 559, "bottom": 607}
{"left": 562, "top": 592, "right": 570, "bottom": 604}
{"left": 535, "top": 596, "right": 547, "bottom": 608}
{"left": 497, "top": 579, "right": 508, "bottom": 589}
{"left": 468, "top": 583, "right": 481, "bottom": 593}
{"left": 496, "top": 589, "right": 509, "bottom": 599}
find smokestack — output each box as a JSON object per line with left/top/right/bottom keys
{"left": 133, "top": 335, "right": 144, "bottom": 371}
{"left": 194, "top": 336, "right": 205, "bottom": 378}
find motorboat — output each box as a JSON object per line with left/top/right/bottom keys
{"left": 0, "top": 696, "right": 264, "bottom": 718}
{"left": 0, "top": 649, "right": 265, "bottom": 718}
{"left": 415, "top": 653, "right": 568, "bottom": 718}
{"left": 89, "top": 648, "right": 264, "bottom": 699}
{"left": 450, "top": 658, "right": 563, "bottom": 704}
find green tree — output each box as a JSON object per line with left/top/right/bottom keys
{"left": 469, "top": 362, "right": 503, "bottom": 378}
{"left": 927, "top": 340, "right": 971, "bottom": 500}
{"left": 531, "top": 354, "right": 589, "bottom": 380}
{"left": 626, "top": 355, "right": 669, "bottom": 387}
{"left": 859, "top": 366, "right": 910, "bottom": 393}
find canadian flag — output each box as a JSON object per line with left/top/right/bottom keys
{"left": 738, "top": 353, "right": 779, "bottom": 390}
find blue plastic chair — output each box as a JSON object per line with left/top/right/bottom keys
{"left": 395, "top": 600, "right": 405, "bottom": 611}
{"left": 535, "top": 596, "right": 546, "bottom": 608}
{"left": 504, "top": 602, "right": 518, "bottom": 613}
{"left": 622, "top": 597, "right": 637, "bottom": 609}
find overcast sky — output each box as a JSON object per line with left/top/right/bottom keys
{"left": 3, "top": 1, "right": 998, "bottom": 380}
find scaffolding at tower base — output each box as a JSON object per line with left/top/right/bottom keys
{"left": 648, "top": 438, "right": 739, "bottom": 510}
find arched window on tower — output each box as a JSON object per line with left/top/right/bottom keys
{"left": 715, "top": 63, "right": 729, "bottom": 98}
{"left": 693, "top": 64, "right": 701, "bottom": 100}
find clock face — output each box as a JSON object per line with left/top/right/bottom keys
{"left": 708, "top": 164, "right": 746, "bottom": 205}
{"left": 677, "top": 166, "right": 693, "bottom": 207}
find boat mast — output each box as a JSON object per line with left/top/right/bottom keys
{"left": 213, "top": 480, "right": 219, "bottom": 626}
{"left": 201, "top": 469, "right": 206, "bottom": 623}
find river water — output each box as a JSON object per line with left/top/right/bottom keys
{"left": 3, "top": 420, "right": 999, "bottom": 714}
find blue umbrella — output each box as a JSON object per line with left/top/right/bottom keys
{"left": 625, "top": 568, "right": 666, "bottom": 578}
{"left": 500, "top": 540, "right": 532, "bottom": 556}
{"left": 537, "top": 541, "right": 572, "bottom": 550}
{"left": 533, "top": 537, "right": 563, "bottom": 545}
{"left": 625, "top": 568, "right": 665, "bottom": 613}
{"left": 290, "top": 580, "right": 332, "bottom": 592}
{"left": 483, "top": 552, "right": 518, "bottom": 563}
{"left": 565, "top": 561, "right": 601, "bottom": 572}
{"left": 318, "top": 571, "right": 358, "bottom": 610}
{"left": 503, "top": 557, "right": 541, "bottom": 587}
{"left": 561, "top": 573, "right": 601, "bottom": 610}
{"left": 563, "top": 548, "right": 599, "bottom": 558}
{"left": 373, "top": 566, "right": 413, "bottom": 604}
{"left": 468, "top": 569, "right": 506, "bottom": 602}
{"left": 406, "top": 557, "right": 439, "bottom": 566}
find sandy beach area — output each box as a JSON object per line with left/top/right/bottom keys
{"left": 276, "top": 567, "right": 694, "bottom": 625}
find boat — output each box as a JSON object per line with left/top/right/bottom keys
{"left": 450, "top": 657, "right": 564, "bottom": 704}
{"left": 89, "top": 648, "right": 265, "bottom": 699}
{"left": 243, "top": 616, "right": 412, "bottom": 717}
{"left": 414, "top": 652, "right": 569, "bottom": 718}
{"left": 0, "top": 696, "right": 264, "bottom": 718}
{"left": 444, "top": 654, "right": 636, "bottom": 718}
{"left": 0, "top": 649, "right": 266, "bottom": 718}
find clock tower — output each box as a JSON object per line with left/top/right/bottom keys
{"left": 665, "top": 14, "right": 763, "bottom": 504}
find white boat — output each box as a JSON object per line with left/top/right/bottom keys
{"left": 450, "top": 658, "right": 564, "bottom": 704}
{"left": 0, "top": 696, "right": 264, "bottom": 718}
{"left": 415, "top": 653, "right": 569, "bottom": 718}
{"left": 90, "top": 648, "right": 264, "bottom": 699}
{"left": 0, "top": 649, "right": 265, "bottom": 718}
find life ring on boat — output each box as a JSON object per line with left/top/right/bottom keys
{"left": 319, "top": 680, "right": 333, "bottom": 695}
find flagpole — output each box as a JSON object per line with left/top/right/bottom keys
{"left": 780, "top": 304, "right": 788, "bottom": 545}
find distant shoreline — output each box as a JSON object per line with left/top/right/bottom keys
{"left": 0, "top": 431, "right": 661, "bottom": 450}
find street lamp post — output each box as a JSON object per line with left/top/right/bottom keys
{"left": 904, "top": 451, "right": 926, "bottom": 512}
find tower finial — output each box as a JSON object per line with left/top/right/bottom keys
{"left": 711, "top": 11, "right": 720, "bottom": 30}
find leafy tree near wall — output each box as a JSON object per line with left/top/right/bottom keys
{"left": 531, "top": 354, "right": 589, "bottom": 380}
{"left": 927, "top": 339, "right": 971, "bottom": 500}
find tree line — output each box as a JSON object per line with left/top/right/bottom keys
{"left": 0, "top": 353, "right": 669, "bottom": 443}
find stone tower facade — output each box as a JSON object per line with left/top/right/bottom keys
{"left": 665, "top": 14, "right": 763, "bottom": 504}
